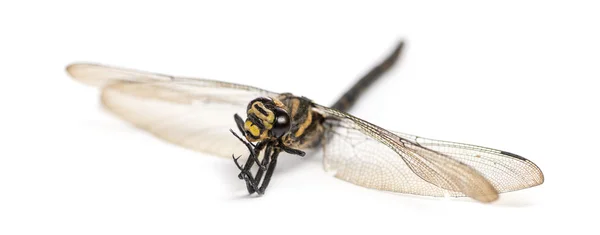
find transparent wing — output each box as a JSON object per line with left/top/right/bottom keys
{"left": 67, "top": 63, "right": 279, "bottom": 158}
{"left": 393, "top": 132, "right": 544, "bottom": 194}
{"left": 315, "top": 104, "right": 544, "bottom": 203}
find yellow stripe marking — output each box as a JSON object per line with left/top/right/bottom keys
{"left": 294, "top": 109, "right": 313, "bottom": 137}
{"left": 248, "top": 102, "right": 274, "bottom": 129}
{"left": 245, "top": 120, "right": 261, "bottom": 137}
{"left": 290, "top": 98, "right": 300, "bottom": 118}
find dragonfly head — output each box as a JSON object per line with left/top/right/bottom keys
{"left": 243, "top": 97, "right": 291, "bottom": 142}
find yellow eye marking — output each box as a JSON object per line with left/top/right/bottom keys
{"left": 248, "top": 101, "right": 274, "bottom": 129}
{"left": 262, "top": 121, "right": 273, "bottom": 129}
{"left": 294, "top": 109, "right": 313, "bottom": 137}
{"left": 245, "top": 120, "right": 261, "bottom": 137}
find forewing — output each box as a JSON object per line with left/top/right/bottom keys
{"left": 67, "top": 63, "right": 173, "bottom": 87}
{"left": 67, "top": 63, "right": 279, "bottom": 157}
{"left": 316, "top": 105, "right": 542, "bottom": 202}
{"left": 393, "top": 132, "right": 544, "bottom": 193}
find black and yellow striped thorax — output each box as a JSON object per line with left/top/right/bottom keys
{"left": 276, "top": 93, "right": 325, "bottom": 149}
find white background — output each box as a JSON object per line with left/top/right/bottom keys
{"left": 1, "top": 1, "right": 599, "bottom": 234}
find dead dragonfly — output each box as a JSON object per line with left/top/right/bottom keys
{"left": 66, "top": 41, "right": 544, "bottom": 202}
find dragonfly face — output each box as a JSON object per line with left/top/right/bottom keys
{"left": 230, "top": 96, "right": 307, "bottom": 195}
{"left": 243, "top": 97, "right": 291, "bottom": 142}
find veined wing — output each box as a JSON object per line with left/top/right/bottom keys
{"left": 393, "top": 132, "right": 544, "bottom": 194}
{"left": 67, "top": 63, "right": 279, "bottom": 158}
{"left": 315, "top": 104, "right": 543, "bottom": 203}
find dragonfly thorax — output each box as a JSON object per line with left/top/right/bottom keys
{"left": 243, "top": 97, "right": 291, "bottom": 142}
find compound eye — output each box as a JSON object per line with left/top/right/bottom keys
{"left": 271, "top": 108, "right": 291, "bottom": 138}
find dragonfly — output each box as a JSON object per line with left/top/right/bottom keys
{"left": 66, "top": 41, "right": 544, "bottom": 203}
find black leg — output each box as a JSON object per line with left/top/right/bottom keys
{"left": 257, "top": 149, "right": 280, "bottom": 195}
{"left": 235, "top": 141, "right": 303, "bottom": 195}
{"left": 229, "top": 118, "right": 305, "bottom": 195}
{"left": 238, "top": 142, "right": 267, "bottom": 194}
{"left": 232, "top": 154, "right": 258, "bottom": 192}
{"left": 280, "top": 145, "right": 306, "bottom": 157}
{"left": 279, "top": 139, "right": 306, "bottom": 157}
{"left": 230, "top": 129, "right": 264, "bottom": 169}
{"left": 240, "top": 171, "right": 258, "bottom": 194}
{"left": 233, "top": 114, "right": 246, "bottom": 136}
{"left": 233, "top": 114, "right": 255, "bottom": 150}
{"left": 230, "top": 126, "right": 270, "bottom": 194}
{"left": 243, "top": 144, "right": 272, "bottom": 194}
{"left": 254, "top": 144, "right": 272, "bottom": 183}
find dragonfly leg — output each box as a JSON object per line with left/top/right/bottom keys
{"left": 280, "top": 145, "right": 305, "bottom": 157}
{"left": 241, "top": 145, "right": 272, "bottom": 194}
{"left": 229, "top": 123, "right": 290, "bottom": 195}
{"left": 239, "top": 170, "right": 259, "bottom": 194}
{"left": 256, "top": 149, "right": 280, "bottom": 195}
{"left": 279, "top": 139, "right": 306, "bottom": 157}
{"left": 230, "top": 129, "right": 264, "bottom": 169}
{"left": 229, "top": 131, "right": 269, "bottom": 194}
{"left": 253, "top": 144, "right": 272, "bottom": 183}
{"left": 233, "top": 114, "right": 247, "bottom": 138}
{"left": 232, "top": 154, "right": 260, "bottom": 194}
